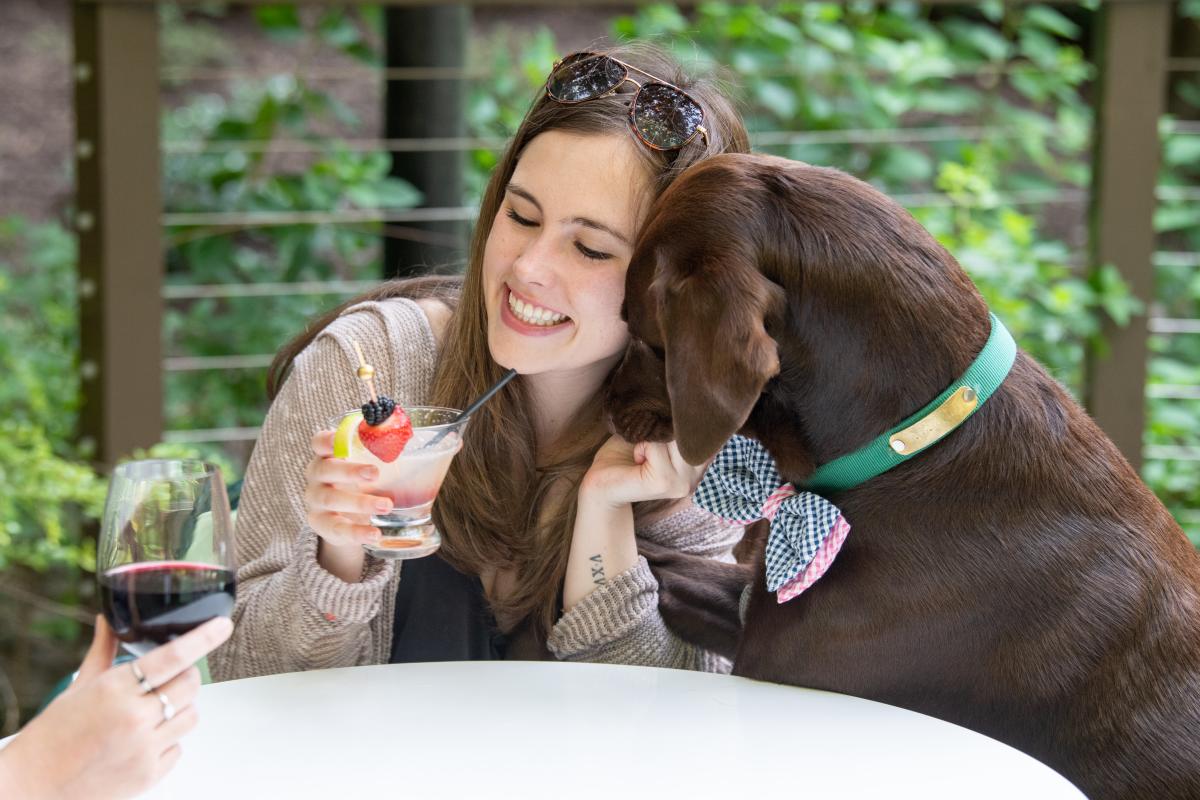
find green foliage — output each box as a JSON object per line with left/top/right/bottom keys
{"left": 615, "top": 2, "right": 1120, "bottom": 391}
{"left": 464, "top": 27, "right": 559, "bottom": 201}
{"left": 0, "top": 219, "right": 105, "bottom": 571}
{"left": 252, "top": 4, "right": 382, "bottom": 63}
{"left": 162, "top": 62, "right": 421, "bottom": 433}
{"left": 1146, "top": 77, "right": 1200, "bottom": 542}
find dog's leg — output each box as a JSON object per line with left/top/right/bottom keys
{"left": 640, "top": 538, "right": 753, "bottom": 661}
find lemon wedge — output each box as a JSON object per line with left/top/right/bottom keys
{"left": 333, "top": 411, "right": 363, "bottom": 458}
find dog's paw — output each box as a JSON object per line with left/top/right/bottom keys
{"left": 610, "top": 402, "right": 674, "bottom": 443}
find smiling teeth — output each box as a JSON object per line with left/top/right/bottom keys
{"left": 508, "top": 291, "right": 568, "bottom": 326}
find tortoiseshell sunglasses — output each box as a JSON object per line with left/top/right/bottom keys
{"left": 545, "top": 52, "right": 710, "bottom": 152}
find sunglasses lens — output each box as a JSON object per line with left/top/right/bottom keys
{"left": 547, "top": 53, "right": 626, "bottom": 102}
{"left": 632, "top": 83, "right": 704, "bottom": 149}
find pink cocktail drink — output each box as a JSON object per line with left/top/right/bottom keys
{"left": 331, "top": 406, "right": 466, "bottom": 560}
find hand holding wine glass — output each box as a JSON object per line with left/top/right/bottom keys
{"left": 0, "top": 615, "right": 233, "bottom": 800}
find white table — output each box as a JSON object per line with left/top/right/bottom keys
{"left": 143, "top": 661, "right": 1084, "bottom": 799}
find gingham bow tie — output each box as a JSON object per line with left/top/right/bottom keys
{"left": 694, "top": 435, "right": 851, "bottom": 603}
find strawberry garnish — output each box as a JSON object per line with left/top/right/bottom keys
{"left": 358, "top": 406, "right": 413, "bottom": 463}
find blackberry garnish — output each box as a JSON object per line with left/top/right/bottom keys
{"left": 361, "top": 395, "right": 397, "bottom": 427}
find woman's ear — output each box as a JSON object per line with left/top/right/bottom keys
{"left": 659, "top": 258, "right": 780, "bottom": 465}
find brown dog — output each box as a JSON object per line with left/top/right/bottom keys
{"left": 613, "top": 153, "right": 1200, "bottom": 799}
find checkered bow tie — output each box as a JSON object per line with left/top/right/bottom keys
{"left": 694, "top": 435, "right": 851, "bottom": 603}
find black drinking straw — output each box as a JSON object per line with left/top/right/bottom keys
{"left": 422, "top": 368, "right": 518, "bottom": 448}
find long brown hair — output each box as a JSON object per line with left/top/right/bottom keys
{"left": 269, "top": 43, "right": 750, "bottom": 637}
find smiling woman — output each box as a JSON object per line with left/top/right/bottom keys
{"left": 484, "top": 131, "right": 642, "bottom": 379}
{"left": 209, "top": 43, "right": 752, "bottom": 681}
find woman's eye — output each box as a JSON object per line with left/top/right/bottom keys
{"left": 575, "top": 242, "right": 613, "bottom": 261}
{"left": 505, "top": 208, "right": 538, "bottom": 227}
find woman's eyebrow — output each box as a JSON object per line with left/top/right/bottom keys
{"left": 506, "top": 181, "right": 630, "bottom": 246}
{"left": 570, "top": 216, "right": 630, "bottom": 246}
{"left": 506, "top": 183, "right": 542, "bottom": 212}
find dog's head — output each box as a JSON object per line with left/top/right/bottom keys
{"left": 616, "top": 153, "right": 989, "bottom": 477}
{"left": 620, "top": 156, "right": 786, "bottom": 466}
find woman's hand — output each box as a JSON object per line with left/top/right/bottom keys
{"left": 580, "top": 435, "right": 708, "bottom": 509}
{"left": 305, "top": 430, "right": 395, "bottom": 580}
{"left": 0, "top": 616, "right": 233, "bottom": 800}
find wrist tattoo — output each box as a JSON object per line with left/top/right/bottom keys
{"left": 589, "top": 553, "right": 607, "bottom": 586}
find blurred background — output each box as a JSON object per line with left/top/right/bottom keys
{"left": 1, "top": 0, "right": 1197, "bottom": 732}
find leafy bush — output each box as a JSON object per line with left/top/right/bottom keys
{"left": 1146, "top": 72, "right": 1200, "bottom": 545}
{"left": 614, "top": 2, "right": 1127, "bottom": 384}
{"left": 0, "top": 218, "right": 105, "bottom": 572}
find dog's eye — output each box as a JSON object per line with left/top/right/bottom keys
{"left": 505, "top": 208, "right": 538, "bottom": 228}
{"left": 575, "top": 242, "right": 613, "bottom": 261}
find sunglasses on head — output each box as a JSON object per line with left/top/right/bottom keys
{"left": 545, "top": 52, "right": 709, "bottom": 152}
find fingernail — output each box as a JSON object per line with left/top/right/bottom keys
{"left": 360, "top": 467, "right": 377, "bottom": 480}
{"left": 376, "top": 500, "right": 392, "bottom": 513}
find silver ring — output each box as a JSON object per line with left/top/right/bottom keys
{"left": 129, "top": 661, "right": 154, "bottom": 694}
{"left": 157, "top": 691, "right": 176, "bottom": 723}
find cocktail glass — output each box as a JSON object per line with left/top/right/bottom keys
{"left": 329, "top": 406, "right": 466, "bottom": 560}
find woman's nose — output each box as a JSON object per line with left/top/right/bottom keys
{"left": 511, "top": 233, "right": 559, "bottom": 287}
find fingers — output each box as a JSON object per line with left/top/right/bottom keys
{"left": 667, "top": 441, "right": 708, "bottom": 492}
{"left": 156, "top": 743, "right": 184, "bottom": 779}
{"left": 640, "top": 442, "right": 694, "bottom": 499}
{"left": 305, "top": 480, "right": 392, "bottom": 518}
{"left": 144, "top": 665, "right": 202, "bottom": 731}
{"left": 155, "top": 705, "right": 199, "bottom": 750}
{"left": 304, "top": 454, "right": 392, "bottom": 547}
{"left": 77, "top": 615, "right": 120, "bottom": 682}
{"left": 308, "top": 511, "right": 382, "bottom": 547}
{"left": 311, "top": 429, "right": 334, "bottom": 457}
{"left": 137, "top": 617, "right": 232, "bottom": 688}
{"left": 306, "top": 455, "right": 380, "bottom": 488}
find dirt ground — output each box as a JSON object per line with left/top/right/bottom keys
{"left": 0, "top": 0, "right": 74, "bottom": 222}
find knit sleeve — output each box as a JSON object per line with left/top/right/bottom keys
{"left": 209, "top": 299, "right": 437, "bottom": 680}
{"left": 545, "top": 504, "right": 743, "bottom": 671}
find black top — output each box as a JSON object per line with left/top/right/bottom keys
{"left": 390, "top": 553, "right": 509, "bottom": 662}
{"left": 389, "top": 553, "right": 554, "bottom": 662}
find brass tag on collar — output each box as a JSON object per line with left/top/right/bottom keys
{"left": 889, "top": 386, "right": 978, "bottom": 456}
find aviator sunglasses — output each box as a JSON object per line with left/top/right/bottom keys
{"left": 545, "top": 52, "right": 709, "bottom": 152}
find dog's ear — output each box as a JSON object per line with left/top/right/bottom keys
{"left": 658, "top": 256, "right": 781, "bottom": 465}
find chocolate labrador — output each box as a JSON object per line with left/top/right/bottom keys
{"left": 615, "top": 153, "right": 1200, "bottom": 799}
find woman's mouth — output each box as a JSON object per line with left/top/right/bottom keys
{"left": 501, "top": 286, "right": 573, "bottom": 335}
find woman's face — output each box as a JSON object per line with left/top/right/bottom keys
{"left": 482, "top": 130, "right": 650, "bottom": 379}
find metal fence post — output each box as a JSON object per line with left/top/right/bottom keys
{"left": 1085, "top": 0, "right": 1172, "bottom": 472}
{"left": 72, "top": 0, "right": 163, "bottom": 468}
{"left": 383, "top": 5, "right": 468, "bottom": 277}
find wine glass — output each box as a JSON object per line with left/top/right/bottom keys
{"left": 97, "top": 459, "right": 236, "bottom": 657}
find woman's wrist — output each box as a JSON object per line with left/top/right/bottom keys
{"left": 578, "top": 471, "right": 630, "bottom": 512}
{"left": 316, "top": 537, "right": 368, "bottom": 583}
{"left": 564, "top": 486, "right": 638, "bottom": 610}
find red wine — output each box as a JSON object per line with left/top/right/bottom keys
{"left": 100, "top": 561, "right": 235, "bottom": 656}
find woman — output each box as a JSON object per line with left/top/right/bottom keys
{"left": 0, "top": 616, "right": 232, "bottom": 799}
{"left": 211, "top": 45, "right": 750, "bottom": 679}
